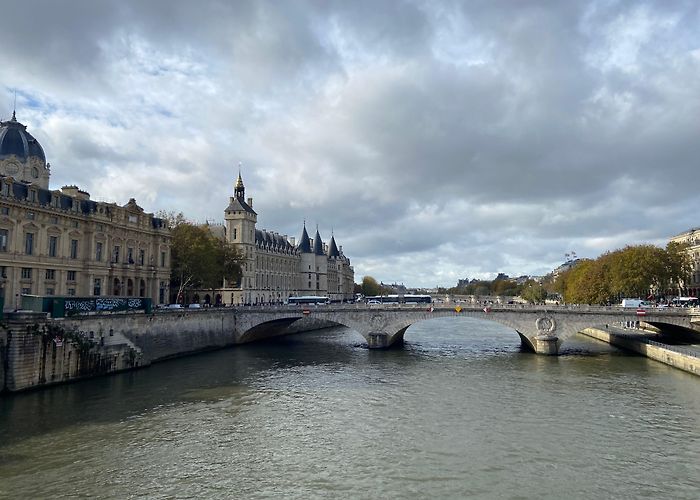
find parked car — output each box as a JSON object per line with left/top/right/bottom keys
{"left": 188, "top": 303, "right": 201, "bottom": 309}
{"left": 167, "top": 304, "right": 183, "bottom": 309}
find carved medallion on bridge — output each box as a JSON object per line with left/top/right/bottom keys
{"left": 536, "top": 316, "right": 556, "bottom": 335}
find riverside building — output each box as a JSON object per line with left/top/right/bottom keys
{"left": 217, "top": 172, "right": 354, "bottom": 305}
{"left": 0, "top": 112, "right": 171, "bottom": 309}
{"left": 669, "top": 228, "right": 700, "bottom": 297}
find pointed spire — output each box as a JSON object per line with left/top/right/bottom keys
{"left": 328, "top": 235, "right": 340, "bottom": 258}
{"left": 298, "top": 222, "right": 312, "bottom": 253}
{"left": 234, "top": 165, "right": 245, "bottom": 200}
{"left": 313, "top": 227, "right": 324, "bottom": 256}
{"left": 11, "top": 110, "right": 16, "bottom": 121}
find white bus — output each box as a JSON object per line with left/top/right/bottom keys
{"left": 286, "top": 296, "right": 330, "bottom": 305}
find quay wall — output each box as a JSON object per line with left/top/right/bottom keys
{"left": 1, "top": 312, "right": 142, "bottom": 392}
{"left": 1, "top": 310, "right": 335, "bottom": 393}
{"left": 581, "top": 327, "right": 699, "bottom": 376}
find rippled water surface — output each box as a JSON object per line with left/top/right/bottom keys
{"left": 1, "top": 317, "right": 699, "bottom": 499}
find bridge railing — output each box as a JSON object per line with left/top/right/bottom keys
{"left": 218, "top": 302, "right": 698, "bottom": 316}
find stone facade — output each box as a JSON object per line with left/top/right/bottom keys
{"left": 218, "top": 173, "right": 354, "bottom": 305}
{"left": 0, "top": 114, "right": 171, "bottom": 308}
{"left": 669, "top": 228, "right": 700, "bottom": 296}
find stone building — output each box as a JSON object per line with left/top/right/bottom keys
{"left": 669, "top": 228, "right": 700, "bottom": 297}
{"left": 0, "top": 113, "right": 171, "bottom": 309}
{"left": 218, "top": 172, "right": 354, "bottom": 305}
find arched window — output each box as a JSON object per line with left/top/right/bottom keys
{"left": 113, "top": 278, "right": 121, "bottom": 295}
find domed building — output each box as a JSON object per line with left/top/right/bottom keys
{"left": 0, "top": 113, "right": 171, "bottom": 309}
{"left": 0, "top": 112, "right": 49, "bottom": 189}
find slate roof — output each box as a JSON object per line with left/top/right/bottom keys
{"left": 255, "top": 228, "right": 295, "bottom": 251}
{"left": 313, "top": 229, "right": 324, "bottom": 256}
{"left": 0, "top": 113, "right": 46, "bottom": 163}
{"left": 297, "top": 225, "right": 312, "bottom": 253}
{"left": 225, "top": 196, "right": 257, "bottom": 215}
{"left": 327, "top": 236, "right": 340, "bottom": 258}
{"left": 0, "top": 175, "right": 165, "bottom": 228}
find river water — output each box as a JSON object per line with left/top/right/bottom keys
{"left": 1, "top": 317, "right": 699, "bottom": 499}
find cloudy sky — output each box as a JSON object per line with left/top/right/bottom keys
{"left": 1, "top": 1, "right": 699, "bottom": 287}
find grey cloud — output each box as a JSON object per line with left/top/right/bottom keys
{"left": 1, "top": 0, "right": 699, "bottom": 286}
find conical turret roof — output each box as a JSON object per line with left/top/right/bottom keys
{"left": 298, "top": 224, "right": 312, "bottom": 253}
{"left": 328, "top": 235, "right": 340, "bottom": 257}
{"left": 313, "top": 228, "right": 325, "bottom": 256}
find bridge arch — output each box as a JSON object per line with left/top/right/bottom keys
{"left": 229, "top": 305, "right": 699, "bottom": 355}
{"left": 234, "top": 313, "right": 370, "bottom": 346}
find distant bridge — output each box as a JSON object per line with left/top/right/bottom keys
{"left": 228, "top": 303, "right": 700, "bottom": 355}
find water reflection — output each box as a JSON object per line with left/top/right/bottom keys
{"left": 1, "top": 319, "right": 699, "bottom": 499}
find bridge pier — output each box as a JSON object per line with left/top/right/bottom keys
{"left": 367, "top": 332, "right": 390, "bottom": 349}
{"left": 533, "top": 334, "right": 560, "bottom": 355}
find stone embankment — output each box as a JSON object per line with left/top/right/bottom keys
{"left": 581, "top": 326, "right": 700, "bottom": 376}
{"left": 1, "top": 310, "right": 335, "bottom": 393}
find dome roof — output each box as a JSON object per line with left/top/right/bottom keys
{"left": 0, "top": 112, "right": 46, "bottom": 163}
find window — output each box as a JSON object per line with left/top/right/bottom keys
{"left": 0, "top": 229, "right": 8, "bottom": 252}
{"left": 1, "top": 183, "right": 9, "bottom": 196}
{"left": 24, "top": 233, "right": 34, "bottom": 255}
{"left": 127, "top": 247, "right": 134, "bottom": 264}
{"left": 52, "top": 196, "right": 59, "bottom": 208}
{"left": 128, "top": 214, "right": 138, "bottom": 223}
{"left": 160, "top": 251, "right": 166, "bottom": 267}
{"left": 71, "top": 221, "right": 79, "bottom": 228}
{"left": 26, "top": 211, "right": 35, "bottom": 220}
{"left": 0, "top": 207, "right": 8, "bottom": 215}
{"left": 95, "top": 242, "right": 103, "bottom": 261}
{"left": 48, "top": 236, "right": 58, "bottom": 257}
{"left": 22, "top": 287, "right": 31, "bottom": 295}
{"left": 233, "top": 228, "right": 237, "bottom": 240}
{"left": 67, "top": 270, "right": 77, "bottom": 281}
{"left": 29, "top": 190, "right": 36, "bottom": 202}
{"left": 70, "top": 239, "right": 78, "bottom": 259}
{"left": 0, "top": 266, "right": 6, "bottom": 278}
{"left": 113, "top": 245, "right": 120, "bottom": 263}
{"left": 49, "top": 216, "right": 58, "bottom": 224}
{"left": 94, "top": 278, "right": 101, "bottom": 296}
{"left": 21, "top": 268, "right": 32, "bottom": 280}
{"left": 96, "top": 223, "right": 104, "bottom": 231}
{"left": 139, "top": 249, "right": 145, "bottom": 265}
{"left": 67, "top": 288, "right": 76, "bottom": 296}
{"left": 45, "top": 287, "right": 54, "bottom": 296}
{"left": 45, "top": 269, "right": 55, "bottom": 280}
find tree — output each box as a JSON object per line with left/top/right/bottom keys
{"left": 155, "top": 210, "right": 188, "bottom": 228}
{"left": 663, "top": 241, "right": 693, "bottom": 296}
{"left": 520, "top": 280, "right": 548, "bottom": 304}
{"left": 360, "top": 276, "right": 383, "bottom": 296}
{"left": 556, "top": 243, "right": 693, "bottom": 305}
{"left": 169, "top": 222, "right": 243, "bottom": 303}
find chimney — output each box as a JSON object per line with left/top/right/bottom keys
{"left": 290, "top": 236, "right": 296, "bottom": 246}
{"left": 247, "top": 197, "right": 253, "bottom": 207}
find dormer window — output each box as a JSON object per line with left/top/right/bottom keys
{"left": 29, "top": 190, "right": 36, "bottom": 202}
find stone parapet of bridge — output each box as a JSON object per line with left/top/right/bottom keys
{"left": 225, "top": 303, "right": 700, "bottom": 355}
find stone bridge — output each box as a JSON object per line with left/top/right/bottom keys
{"left": 231, "top": 303, "right": 700, "bottom": 355}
